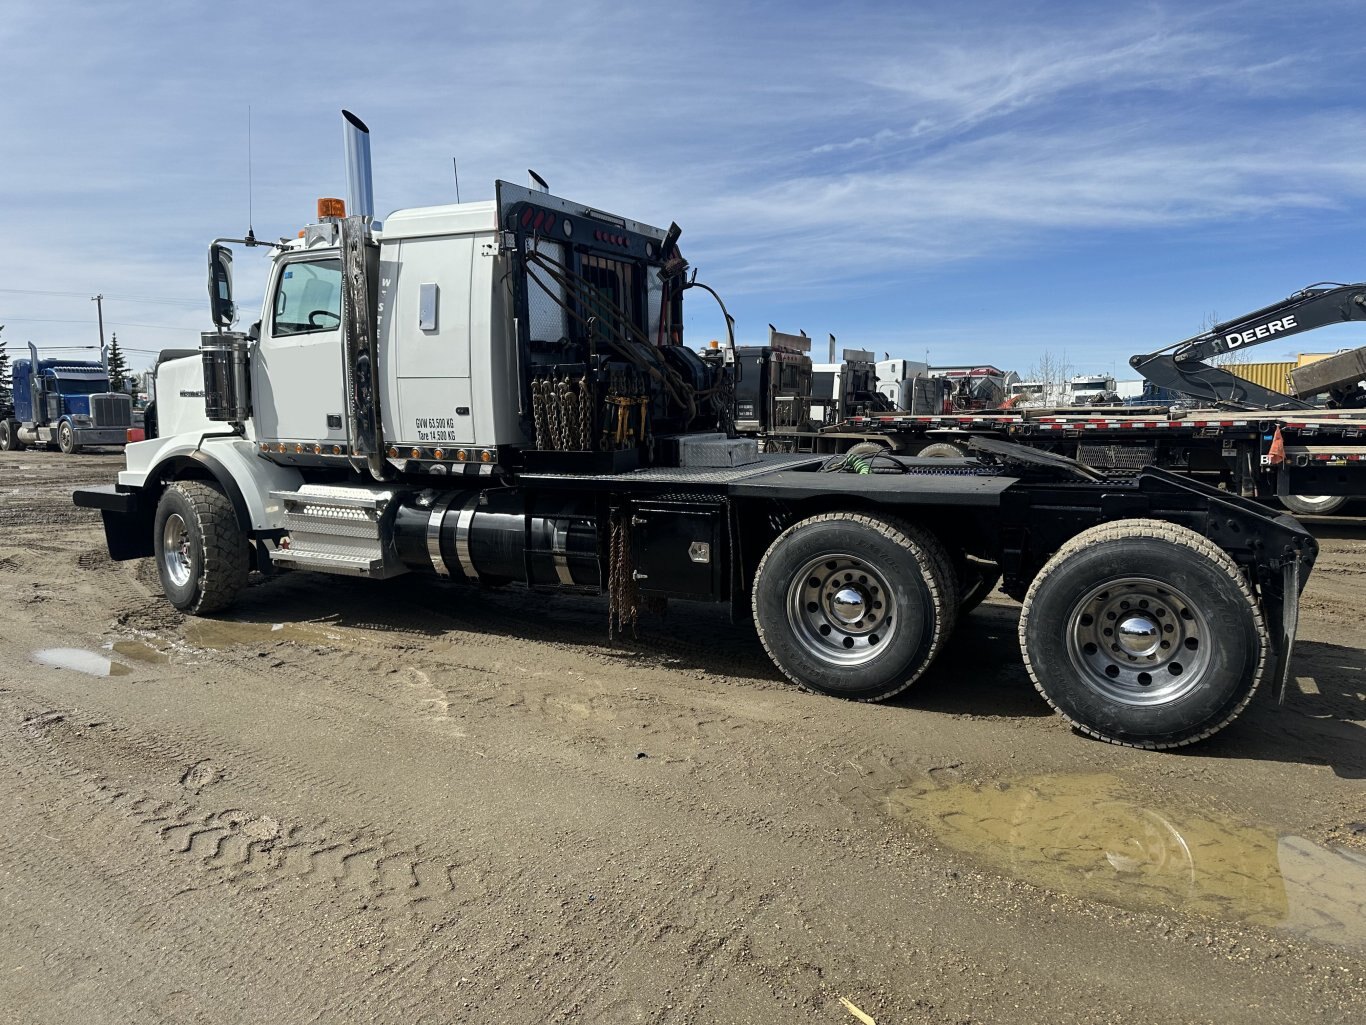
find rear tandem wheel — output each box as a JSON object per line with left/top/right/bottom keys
{"left": 752, "top": 512, "right": 958, "bottom": 702}
{"left": 1018, "top": 519, "right": 1268, "bottom": 749}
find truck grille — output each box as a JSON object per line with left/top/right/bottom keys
{"left": 90, "top": 393, "right": 133, "bottom": 428}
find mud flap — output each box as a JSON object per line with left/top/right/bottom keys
{"left": 1270, "top": 558, "right": 1303, "bottom": 703}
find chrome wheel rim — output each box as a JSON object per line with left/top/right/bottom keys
{"left": 1065, "top": 577, "right": 1211, "bottom": 705}
{"left": 161, "top": 513, "right": 192, "bottom": 588}
{"left": 787, "top": 554, "right": 897, "bottom": 666}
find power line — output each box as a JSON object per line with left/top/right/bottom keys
{"left": 0, "top": 317, "right": 198, "bottom": 332}
{"left": 0, "top": 287, "right": 201, "bottom": 307}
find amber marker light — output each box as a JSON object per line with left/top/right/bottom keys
{"left": 387, "top": 446, "right": 399, "bottom": 458}
{"left": 317, "top": 197, "right": 346, "bottom": 219}
{"left": 455, "top": 449, "right": 468, "bottom": 462}
{"left": 433, "top": 448, "right": 444, "bottom": 460}
{"left": 480, "top": 450, "right": 492, "bottom": 463}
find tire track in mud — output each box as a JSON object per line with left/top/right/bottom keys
{"left": 14, "top": 708, "right": 494, "bottom": 927}
{"left": 7, "top": 702, "right": 795, "bottom": 1025}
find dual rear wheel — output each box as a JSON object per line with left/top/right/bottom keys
{"left": 753, "top": 513, "right": 1267, "bottom": 748}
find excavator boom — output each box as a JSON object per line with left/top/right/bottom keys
{"left": 1131, "top": 282, "right": 1366, "bottom": 408}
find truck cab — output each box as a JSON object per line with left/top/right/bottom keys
{"left": 1, "top": 348, "right": 133, "bottom": 453}
{"left": 1068, "top": 373, "right": 1120, "bottom": 406}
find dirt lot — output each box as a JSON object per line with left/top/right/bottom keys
{"left": 1, "top": 450, "right": 1364, "bottom": 1025}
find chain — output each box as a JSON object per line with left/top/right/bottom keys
{"left": 608, "top": 510, "right": 639, "bottom": 639}
{"left": 531, "top": 377, "right": 549, "bottom": 449}
{"left": 578, "top": 377, "right": 592, "bottom": 451}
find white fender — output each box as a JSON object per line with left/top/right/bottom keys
{"left": 120, "top": 433, "right": 305, "bottom": 532}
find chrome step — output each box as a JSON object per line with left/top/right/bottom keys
{"left": 268, "top": 484, "right": 407, "bottom": 579}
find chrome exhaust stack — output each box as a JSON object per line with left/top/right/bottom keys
{"left": 342, "top": 109, "right": 374, "bottom": 221}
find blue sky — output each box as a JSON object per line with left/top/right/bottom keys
{"left": 4, "top": 0, "right": 1366, "bottom": 378}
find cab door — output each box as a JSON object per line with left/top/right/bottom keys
{"left": 252, "top": 255, "right": 347, "bottom": 443}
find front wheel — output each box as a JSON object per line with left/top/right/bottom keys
{"left": 752, "top": 512, "right": 957, "bottom": 701}
{"left": 1280, "top": 494, "right": 1348, "bottom": 517}
{"left": 153, "top": 481, "right": 250, "bottom": 614}
{"left": 57, "top": 420, "right": 79, "bottom": 454}
{"left": 1019, "top": 519, "right": 1268, "bottom": 749}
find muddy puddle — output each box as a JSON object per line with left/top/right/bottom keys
{"left": 182, "top": 619, "right": 340, "bottom": 650}
{"left": 890, "top": 773, "right": 1366, "bottom": 951}
{"left": 109, "top": 640, "right": 170, "bottom": 664}
{"left": 32, "top": 648, "right": 131, "bottom": 677}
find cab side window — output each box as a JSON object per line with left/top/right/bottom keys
{"left": 272, "top": 258, "right": 343, "bottom": 337}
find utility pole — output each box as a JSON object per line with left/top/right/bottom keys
{"left": 92, "top": 294, "right": 107, "bottom": 372}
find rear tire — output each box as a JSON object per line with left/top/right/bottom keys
{"left": 752, "top": 512, "right": 957, "bottom": 701}
{"left": 917, "top": 441, "right": 967, "bottom": 458}
{"left": 1280, "top": 494, "right": 1348, "bottom": 517}
{"left": 1019, "top": 519, "right": 1267, "bottom": 749}
{"left": 956, "top": 557, "right": 1001, "bottom": 618}
{"left": 153, "top": 481, "right": 250, "bottom": 614}
{"left": 0, "top": 421, "right": 22, "bottom": 452}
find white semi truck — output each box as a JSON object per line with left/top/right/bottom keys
{"left": 75, "top": 112, "right": 1318, "bottom": 750}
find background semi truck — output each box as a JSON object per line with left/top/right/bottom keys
{"left": 75, "top": 111, "right": 1317, "bottom": 751}
{"left": 1, "top": 343, "right": 133, "bottom": 453}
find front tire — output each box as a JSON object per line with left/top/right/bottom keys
{"left": 153, "top": 481, "right": 250, "bottom": 614}
{"left": 57, "top": 420, "right": 79, "bottom": 454}
{"left": 1280, "top": 494, "right": 1348, "bottom": 517}
{"left": 1019, "top": 519, "right": 1267, "bottom": 749}
{"left": 752, "top": 512, "right": 957, "bottom": 701}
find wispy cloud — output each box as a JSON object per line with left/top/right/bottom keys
{"left": 3, "top": 0, "right": 1366, "bottom": 371}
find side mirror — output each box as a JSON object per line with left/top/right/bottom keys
{"left": 208, "top": 244, "right": 236, "bottom": 328}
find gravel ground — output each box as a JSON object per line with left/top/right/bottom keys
{"left": 1, "top": 450, "right": 1364, "bottom": 1025}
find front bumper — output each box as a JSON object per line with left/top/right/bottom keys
{"left": 74, "top": 427, "right": 131, "bottom": 446}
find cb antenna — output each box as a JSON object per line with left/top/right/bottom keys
{"left": 452, "top": 158, "right": 461, "bottom": 203}
{"left": 245, "top": 105, "right": 258, "bottom": 246}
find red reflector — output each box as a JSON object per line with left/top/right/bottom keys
{"left": 544, "top": 214, "right": 556, "bottom": 232}
{"left": 521, "top": 208, "right": 534, "bottom": 227}
{"left": 533, "top": 211, "right": 545, "bottom": 230}
{"left": 126, "top": 427, "right": 145, "bottom": 443}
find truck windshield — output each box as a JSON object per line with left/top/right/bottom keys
{"left": 52, "top": 377, "right": 109, "bottom": 396}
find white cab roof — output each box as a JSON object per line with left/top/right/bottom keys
{"left": 379, "top": 201, "right": 498, "bottom": 240}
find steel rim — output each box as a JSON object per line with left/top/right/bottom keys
{"left": 1064, "top": 577, "right": 1211, "bottom": 706}
{"left": 1293, "top": 495, "right": 1340, "bottom": 510}
{"left": 161, "top": 513, "right": 193, "bottom": 588}
{"left": 787, "top": 553, "right": 897, "bottom": 666}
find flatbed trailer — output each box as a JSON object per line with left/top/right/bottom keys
{"left": 829, "top": 407, "right": 1366, "bottom": 514}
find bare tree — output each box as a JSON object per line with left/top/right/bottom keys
{"left": 1021, "top": 349, "right": 1075, "bottom": 407}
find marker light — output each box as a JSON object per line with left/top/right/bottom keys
{"left": 433, "top": 448, "right": 444, "bottom": 460}
{"left": 410, "top": 447, "right": 421, "bottom": 460}
{"left": 318, "top": 197, "right": 346, "bottom": 219}
{"left": 480, "top": 449, "right": 492, "bottom": 463}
